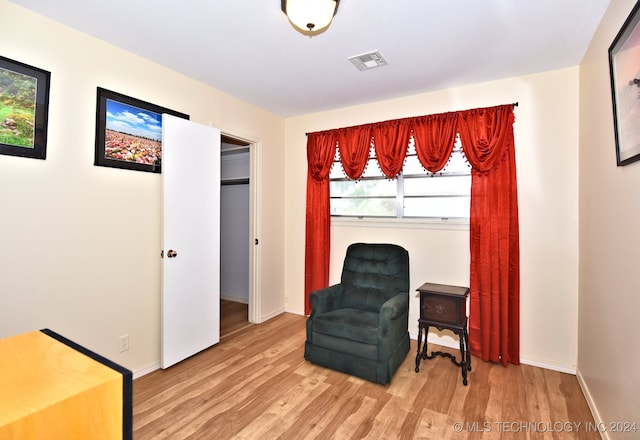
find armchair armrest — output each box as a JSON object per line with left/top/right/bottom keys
{"left": 309, "top": 284, "right": 344, "bottom": 316}
{"left": 379, "top": 291, "right": 410, "bottom": 345}
{"left": 380, "top": 291, "right": 409, "bottom": 321}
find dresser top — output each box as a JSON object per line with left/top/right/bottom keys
{"left": 416, "top": 282, "right": 470, "bottom": 298}
{"left": 0, "top": 329, "right": 123, "bottom": 427}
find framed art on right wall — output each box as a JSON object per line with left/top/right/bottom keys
{"left": 609, "top": 1, "right": 640, "bottom": 166}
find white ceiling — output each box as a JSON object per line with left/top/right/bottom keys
{"left": 10, "top": 0, "right": 610, "bottom": 117}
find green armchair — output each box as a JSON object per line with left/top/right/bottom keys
{"left": 304, "top": 243, "right": 410, "bottom": 384}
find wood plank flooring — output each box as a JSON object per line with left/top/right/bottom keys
{"left": 219, "top": 299, "right": 252, "bottom": 340}
{"left": 133, "top": 303, "right": 598, "bottom": 439}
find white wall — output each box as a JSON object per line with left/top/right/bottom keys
{"left": 221, "top": 149, "right": 250, "bottom": 303}
{"left": 578, "top": 0, "right": 640, "bottom": 436}
{"left": 285, "top": 67, "right": 581, "bottom": 372}
{"left": 0, "top": 0, "right": 286, "bottom": 375}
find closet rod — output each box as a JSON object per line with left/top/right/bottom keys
{"left": 221, "top": 178, "right": 249, "bottom": 186}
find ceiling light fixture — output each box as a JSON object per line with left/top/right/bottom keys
{"left": 281, "top": 0, "right": 340, "bottom": 35}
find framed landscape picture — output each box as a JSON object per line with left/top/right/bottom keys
{"left": 609, "top": 1, "right": 640, "bottom": 166}
{"left": 0, "top": 55, "right": 50, "bottom": 160}
{"left": 94, "top": 87, "right": 189, "bottom": 173}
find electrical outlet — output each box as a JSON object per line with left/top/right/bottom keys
{"left": 119, "top": 334, "right": 129, "bottom": 352}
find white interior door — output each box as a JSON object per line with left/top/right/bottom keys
{"left": 161, "top": 114, "right": 221, "bottom": 369}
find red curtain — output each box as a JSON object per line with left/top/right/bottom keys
{"left": 304, "top": 131, "right": 337, "bottom": 315}
{"left": 458, "top": 105, "right": 519, "bottom": 366}
{"left": 304, "top": 104, "right": 520, "bottom": 366}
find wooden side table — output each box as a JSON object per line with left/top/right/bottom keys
{"left": 415, "top": 282, "right": 471, "bottom": 385}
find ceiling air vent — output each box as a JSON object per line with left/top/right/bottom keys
{"left": 348, "top": 50, "right": 388, "bottom": 71}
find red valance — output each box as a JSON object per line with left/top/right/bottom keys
{"left": 373, "top": 120, "right": 412, "bottom": 178}
{"left": 412, "top": 112, "right": 459, "bottom": 173}
{"left": 337, "top": 126, "right": 371, "bottom": 179}
{"left": 304, "top": 103, "right": 520, "bottom": 365}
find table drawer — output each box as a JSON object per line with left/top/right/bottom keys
{"left": 422, "top": 295, "right": 464, "bottom": 326}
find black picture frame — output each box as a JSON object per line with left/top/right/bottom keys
{"left": 609, "top": 1, "right": 640, "bottom": 166}
{"left": 94, "top": 87, "right": 189, "bottom": 173}
{"left": 0, "top": 55, "right": 50, "bottom": 160}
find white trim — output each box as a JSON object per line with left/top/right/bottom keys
{"left": 285, "top": 307, "right": 306, "bottom": 316}
{"left": 249, "top": 140, "right": 262, "bottom": 324}
{"left": 219, "top": 130, "right": 262, "bottom": 325}
{"left": 423, "top": 335, "right": 460, "bottom": 350}
{"left": 133, "top": 363, "right": 160, "bottom": 379}
{"left": 331, "top": 216, "right": 469, "bottom": 231}
{"left": 261, "top": 308, "right": 286, "bottom": 322}
{"left": 519, "top": 358, "right": 576, "bottom": 375}
{"left": 410, "top": 330, "right": 580, "bottom": 375}
{"left": 576, "top": 367, "right": 608, "bottom": 440}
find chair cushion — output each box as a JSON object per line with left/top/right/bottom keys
{"left": 312, "top": 308, "right": 379, "bottom": 345}
{"left": 342, "top": 287, "right": 388, "bottom": 313}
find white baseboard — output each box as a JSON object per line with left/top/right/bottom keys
{"left": 409, "top": 329, "right": 578, "bottom": 374}
{"left": 221, "top": 294, "right": 248, "bottom": 304}
{"left": 261, "top": 307, "right": 286, "bottom": 322}
{"left": 284, "top": 307, "right": 305, "bottom": 316}
{"left": 576, "top": 367, "right": 608, "bottom": 440}
{"left": 519, "top": 358, "right": 576, "bottom": 375}
{"left": 133, "top": 362, "right": 160, "bottom": 379}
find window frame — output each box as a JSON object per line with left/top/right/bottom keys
{"left": 329, "top": 140, "right": 471, "bottom": 222}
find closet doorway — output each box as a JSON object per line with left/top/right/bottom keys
{"left": 220, "top": 134, "right": 257, "bottom": 337}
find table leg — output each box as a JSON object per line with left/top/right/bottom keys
{"left": 459, "top": 329, "right": 468, "bottom": 386}
{"left": 415, "top": 325, "right": 423, "bottom": 372}
{"left": 464, "top": 327, "right": 471, "bottom": 372}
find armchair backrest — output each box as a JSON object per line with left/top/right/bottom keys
{"left": 340, "top": 243, "right": 410, "bottom": 312}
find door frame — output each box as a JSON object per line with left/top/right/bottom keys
{"left": 221, "top": 131, "right": 262, "bottom": 324}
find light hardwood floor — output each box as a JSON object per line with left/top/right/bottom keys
{"left": 219, "top": 299, "right": 253, "bottom": 340}
{"left": 133, "top": 302, "right": 598, "bottom": 439}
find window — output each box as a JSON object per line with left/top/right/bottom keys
{"left": 329, "top": 137, "right": 470, "bottom": 220}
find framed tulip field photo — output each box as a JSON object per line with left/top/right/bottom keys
{"left": 94, "top": 87, "right": 189, "bottom": 173}
{"left": 0, "top": 55, "right": 50, "bottom": 160}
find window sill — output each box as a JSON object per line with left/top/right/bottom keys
{"left": 331, "top": 216, "right": 469, "bottom": 231}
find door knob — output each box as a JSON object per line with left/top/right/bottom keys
{"left": 167, "top": 249, "right": 178, "bottom": 258}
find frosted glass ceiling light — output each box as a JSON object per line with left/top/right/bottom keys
{"left": 281, "top": 0, "right": 340, "bottom": 35}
